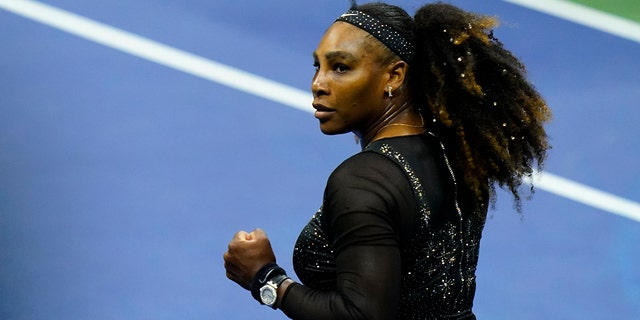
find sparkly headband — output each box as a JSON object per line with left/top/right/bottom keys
{"left": 336, "top": 10, "right": 414, "bottom": 63}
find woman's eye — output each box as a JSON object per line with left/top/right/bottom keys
{"left": 335, "top": 64, "right": 348, "bottom": 73}
{"left": 312, "top": 62, "right": 319, "bottom": 71}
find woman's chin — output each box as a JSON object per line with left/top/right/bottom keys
{"left": 319, "top": 124, "right": 348, "bottom": 136}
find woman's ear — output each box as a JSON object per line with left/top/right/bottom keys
{"left": 386, "top": 60, "right": 409, "bottom": 91}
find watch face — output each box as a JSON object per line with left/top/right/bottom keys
{"left": 260, "top": 285, "right": 277, "bottom": 306}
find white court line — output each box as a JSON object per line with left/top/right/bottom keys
{"left": 0, "top": 0, "right": 311, "bottom": 113}
{"left": 530, "top": 171, "right": 640, "bottom": 223}
{"left": 501, "top": 0, "right": 640, "bottom": 44}
{"left": 1, "top": 0, "right": 639, "bottom": 223}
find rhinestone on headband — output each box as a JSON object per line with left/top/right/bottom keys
{"left": 336, "top": 10, "right": 414, "bottom": 64}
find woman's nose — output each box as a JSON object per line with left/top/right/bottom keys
{"left": 311, "top": 72, "right": 328, "bottom": 97}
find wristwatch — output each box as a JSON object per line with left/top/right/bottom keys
{"left": 259, "top": 274, "right": 289, "bottom": 309}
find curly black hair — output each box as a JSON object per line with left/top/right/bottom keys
{"left": 353, "top": 1, "right": 552, "bottom": 215}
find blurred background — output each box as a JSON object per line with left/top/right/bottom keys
{"left": 1, "top": 0, "right": 639, "bottom": 319}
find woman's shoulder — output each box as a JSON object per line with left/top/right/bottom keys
{"left": 327, "top": 145, "right": 408, "bottom": 189}
{"left": 331, "top": 150, "right": 396, "bottom": 177}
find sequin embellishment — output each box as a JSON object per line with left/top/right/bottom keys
{"left": 374, "top": 140, "right": 482, "bottom": 319}
{"left": 336, "top": 10, "right": 415, "bottom": 63}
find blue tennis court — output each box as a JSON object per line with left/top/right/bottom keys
{"left": 1, "top": 0, "right": 639, "bottom": 319}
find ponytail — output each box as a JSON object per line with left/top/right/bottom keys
{"left": 411, "top": 3, "right": 551, "bottom": 213}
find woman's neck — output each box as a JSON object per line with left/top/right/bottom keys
{"left": 357, "top": 100, "right": 425, "bottom": 149}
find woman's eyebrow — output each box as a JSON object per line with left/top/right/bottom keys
{"left": 313, "top": 51, "right": 357, "bottom": 62}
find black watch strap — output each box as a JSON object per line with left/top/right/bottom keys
{"left": 270, "top": 273, "right": 289, "bottom": 286}
{"left": 251, "top": 263, "right": 286, "bottom": 302}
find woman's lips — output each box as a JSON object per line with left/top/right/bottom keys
{"left": 313, "top": 103, "right": 335, "bottom": 121}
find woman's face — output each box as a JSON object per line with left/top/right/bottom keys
{"left": 311, "top": 22, "right": 391, "bottom": 136}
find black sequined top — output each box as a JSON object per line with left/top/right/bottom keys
{"left": 280, "top": 134, "right": 486, "bottom": 320}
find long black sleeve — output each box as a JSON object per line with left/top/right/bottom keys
{"left": 281, "top": 152, "right": 416, "bottom": 320}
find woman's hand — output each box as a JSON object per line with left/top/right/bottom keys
{"left": 223, "top": 228, "right": 276, "bottom": 290}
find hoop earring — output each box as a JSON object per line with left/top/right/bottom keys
{"left": 387, "top": 86, "right": 393, "bottom": 98}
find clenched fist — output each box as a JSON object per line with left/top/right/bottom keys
{"left": 223, "top": 228, "right": 276, "bottom": 290}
